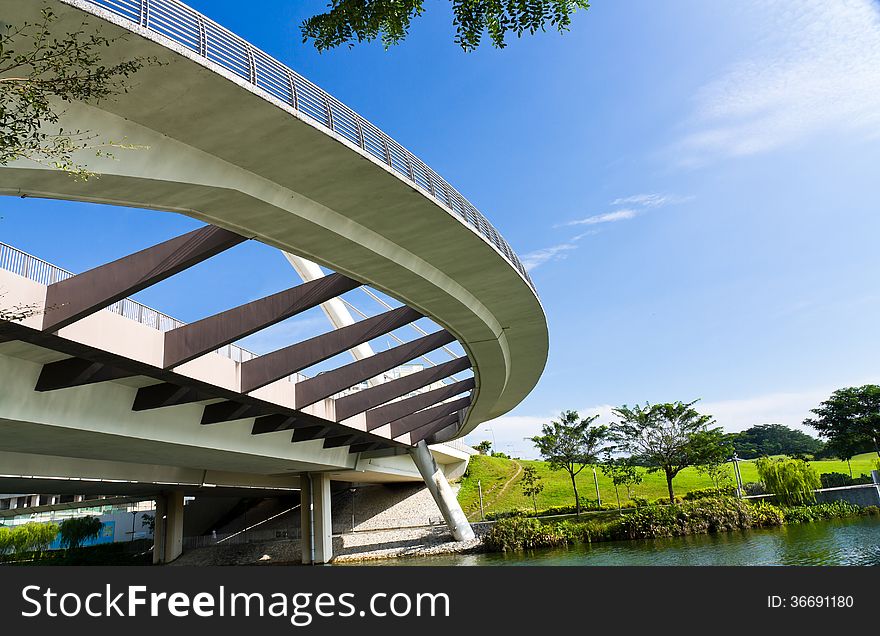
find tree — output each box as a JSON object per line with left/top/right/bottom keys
{"left": 301, "top": 0, "right": 591, "bottom": 52}
{"left": 610, "top": 401, "right": 728, "bottom": 503}
{"left": 1, "top": 8, "right": 156, "bottom": 180}
{"left": 820, "top": 435, "right": 864, "bottom": 478}
{"left": 696, "top": 455, "right": 733, "bottom": 489}
{"left": 600, "top": 455, "right": 642, "bottom": 513}
{"left": 530, "top": 410, "right": 608, "bottom": 515}
{"left": 520, "top": 465, "right": 544, "bottom": 513}
{"left": 804, "top": 385, "right": 880, "bottom": 458}
{"left": 0, "top": 526, "right": 11, "bottom": 558}
{"left": 22, "top": 522, "right": 59, "bottom": 559}
{"left": 756, "top": 457, "right": 820, "bottom": 506}
{"left": 58, "top": 515, "right": 102, "bottom": 550}
{"left": 727, "top": 424, "right": 823, "bottom": 459}
{"left": 474, "top": 440, "right": 493, "bottom": 455}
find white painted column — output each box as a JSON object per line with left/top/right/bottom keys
{"left": 300, "top": 473, "right": 333, "bottom": 564}
{"left": 153, "top": 491, "right": 184, "bottom": 564}
{"left": 409, "top": 441, "right": 475, "bottom": 541}
{"left": 299, "top": 478, "right": 313, "bottom": 565}
{"left": 311, "top": 473, "right": 333, "bottom": 564}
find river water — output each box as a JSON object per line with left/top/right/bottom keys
{"left": 360, "top": 516, "right": 880, "bottom": 566}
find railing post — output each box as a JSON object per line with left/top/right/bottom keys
{"left": 140, "top": 0, "right": 149, "bottom": 28}
{"left": 355, "top": 117, "right": 365, "bottom": 150}
{"left": 197, "top": 14, "right": 207, "bottom": 56}
{"left": 323, "top": 95, "right": 334, "bottom": 130}
{"left": 286, "top": 69, "right": 299, "bottom": 110}
{"left": 246, "top": 46, "right": 257, "bottom": 84}
{"left": 380, "top": 135, "right": 393, "bottom": 167}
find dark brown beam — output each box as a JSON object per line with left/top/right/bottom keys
{"left": 364, "top": 378, "right": 475, "bottom": 431}
{"left": 294, "top": 330, "right": 456, "bottom": 409}
{"left": 291, "top": 425, "right": 333, "bottom": 443}
{"left": 241, "top": 305, "right": 422, "bottom": 393}
{"left": 408, "top": 413, "right": 462, "bottom": 445}
{"left": 35, "top": 357, "right": 134, "bottom": 391}
{"left": 201, "top": 401, "right": 265, "bottom": 425}
{"left": 0, "top": 312, "right": 408, "bottom": 451}
{"left": 163, "top": 273, "right": 360, "bottom": 369}
{"left": 334, "top": 356, "right": 471, "bottom": 421}
{"left": 390, "top": 396, "right": 471, "bottom": 438}
{"left": 43, "top": 225, "right": 246, "bottom": 332}
{"left": 323, "top": 434, "right": 363, "bottom": 449}
{"left": 251, "top": 414, "right": 313, "bottom": 435}
{"left": 132, "top": 383, "right": 214, "bottom": 411}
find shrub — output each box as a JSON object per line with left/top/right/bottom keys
{"left": 756, "top": 457, "right": 821, "bottom": 506}
{"left": 782, "top": 500, "right": 863, "bottom": 524}
{"left": 751, "top": 501, "right": 786, "bottom": 527}
{"left": 683, "top": 486, "right": 738, "bottom": 501}
{"left": 819, "top": 472, "right": 851, "bottom": 489}
{"left": 0, "top": 527, "right": 11, "bottom": 556}
{"left": 742, "top": 481, "right": 766, "bottom": 496}
{"left": 484, "top": 517, "right": 572, "bottom": 552}
{"left": 59, "top": 516, "right": 102, "bottom": 550}
{"left": 0, "top": 522, "right": 59, "bottom": 561}
{"left": 613, "top": 497, "right": 782, "bottom": 539}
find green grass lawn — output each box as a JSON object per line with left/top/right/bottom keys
{"left": 457, "top": 453, "right": 878, "bottom": 519}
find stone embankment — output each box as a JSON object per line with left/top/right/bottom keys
{"left": 171, "top": 522, "right": 493, "bottom": 566}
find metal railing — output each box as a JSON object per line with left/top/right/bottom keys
{"left": 0, "top": 241, "right": 264, "bottom": 367}
{"left": 75, "top": 0, "right": 536, "bottom": 292}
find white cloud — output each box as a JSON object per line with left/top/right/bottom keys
{"left": 526, "top": 193, "right": 688, "bottom": 271}
{"left": 610, "top": 193, "right": 692, "bottom": 208}
{"left": 520, "top": 242, "right": 579, "bottom": 271}
{"left": 678, "top": 0, "right": 880, "bottom": 164}
{"left": 558, "top": 209, "right": 638, "bottom": 228}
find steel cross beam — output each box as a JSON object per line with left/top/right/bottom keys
{"left": 132, "top": 383, "right": 215, "bottom": 411}
{"left": 407, "top": 412, "right": 462, "bottom": 445}
{"left": 240, "top": 305, "right": 422, "bottom": 393}
{"left": 363, "top": 377, "right": 475, "bottom": 431}
{"left": 163, "top": 273, "right": 360, "bottom": 368}
{"left": 42, "top": 225, "right": 245, "bottom": 332}
{"left": 333, "top": 356, "right": 471, "bottom": 421}
{"left": 293, "top": 330, "right": 456, "bottom": 409}
{"left": 34, "top": 357, "right": 134, "bottom": 391}
{"left": 389, "top": 396, "right": 472, "bottom": 439}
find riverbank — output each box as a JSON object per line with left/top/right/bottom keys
{"left": 458, "top": 453, "right": 880, "bottom": 519}
{"left": 483, "top": 497, "right": 880, "bottom": 552}
{"left": 356, "top": 516, "right": 880, "bottom": 567}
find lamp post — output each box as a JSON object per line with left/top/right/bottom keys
{"left": 732, "top": 451, "right": 744, "bottom": 498}
{"left": 483, "top": 426, "right": 497, "bottom": 450}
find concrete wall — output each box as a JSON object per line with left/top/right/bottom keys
{"left": 334, "top": 484, "right": 447, "bottom": 532}
{"left": 815, "top": 484, "right": 880, "bottom": 507}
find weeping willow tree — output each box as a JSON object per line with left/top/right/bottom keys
{"left": 756, "top": 457, "right": 821, "bottom": 506}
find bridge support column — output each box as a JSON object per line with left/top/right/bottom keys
{"left": 409, "top": 441, "right": 475, "bottom": 541}
{"left": 153, "top": 491, "right": 184, "bottom": 564}
{"left": 300, "top": 473, "right": 333, "bottom": 564}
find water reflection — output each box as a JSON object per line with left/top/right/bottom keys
{"left": 349, "top": 517, "right": 880, "bottom": 567}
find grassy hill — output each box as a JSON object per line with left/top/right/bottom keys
{"left": 456, "top": 453, "right": 878, "bottom": 520}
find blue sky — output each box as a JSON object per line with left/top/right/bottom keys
{"left": 3, "top": 0, "right": 880, "bottom": 458}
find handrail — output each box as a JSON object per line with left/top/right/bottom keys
{"left": 73, "top": 0, "right": 536, "bottom": 292}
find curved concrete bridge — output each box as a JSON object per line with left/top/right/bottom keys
{"left": 0, "top": 0, "right": 548, "bottom": 562}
